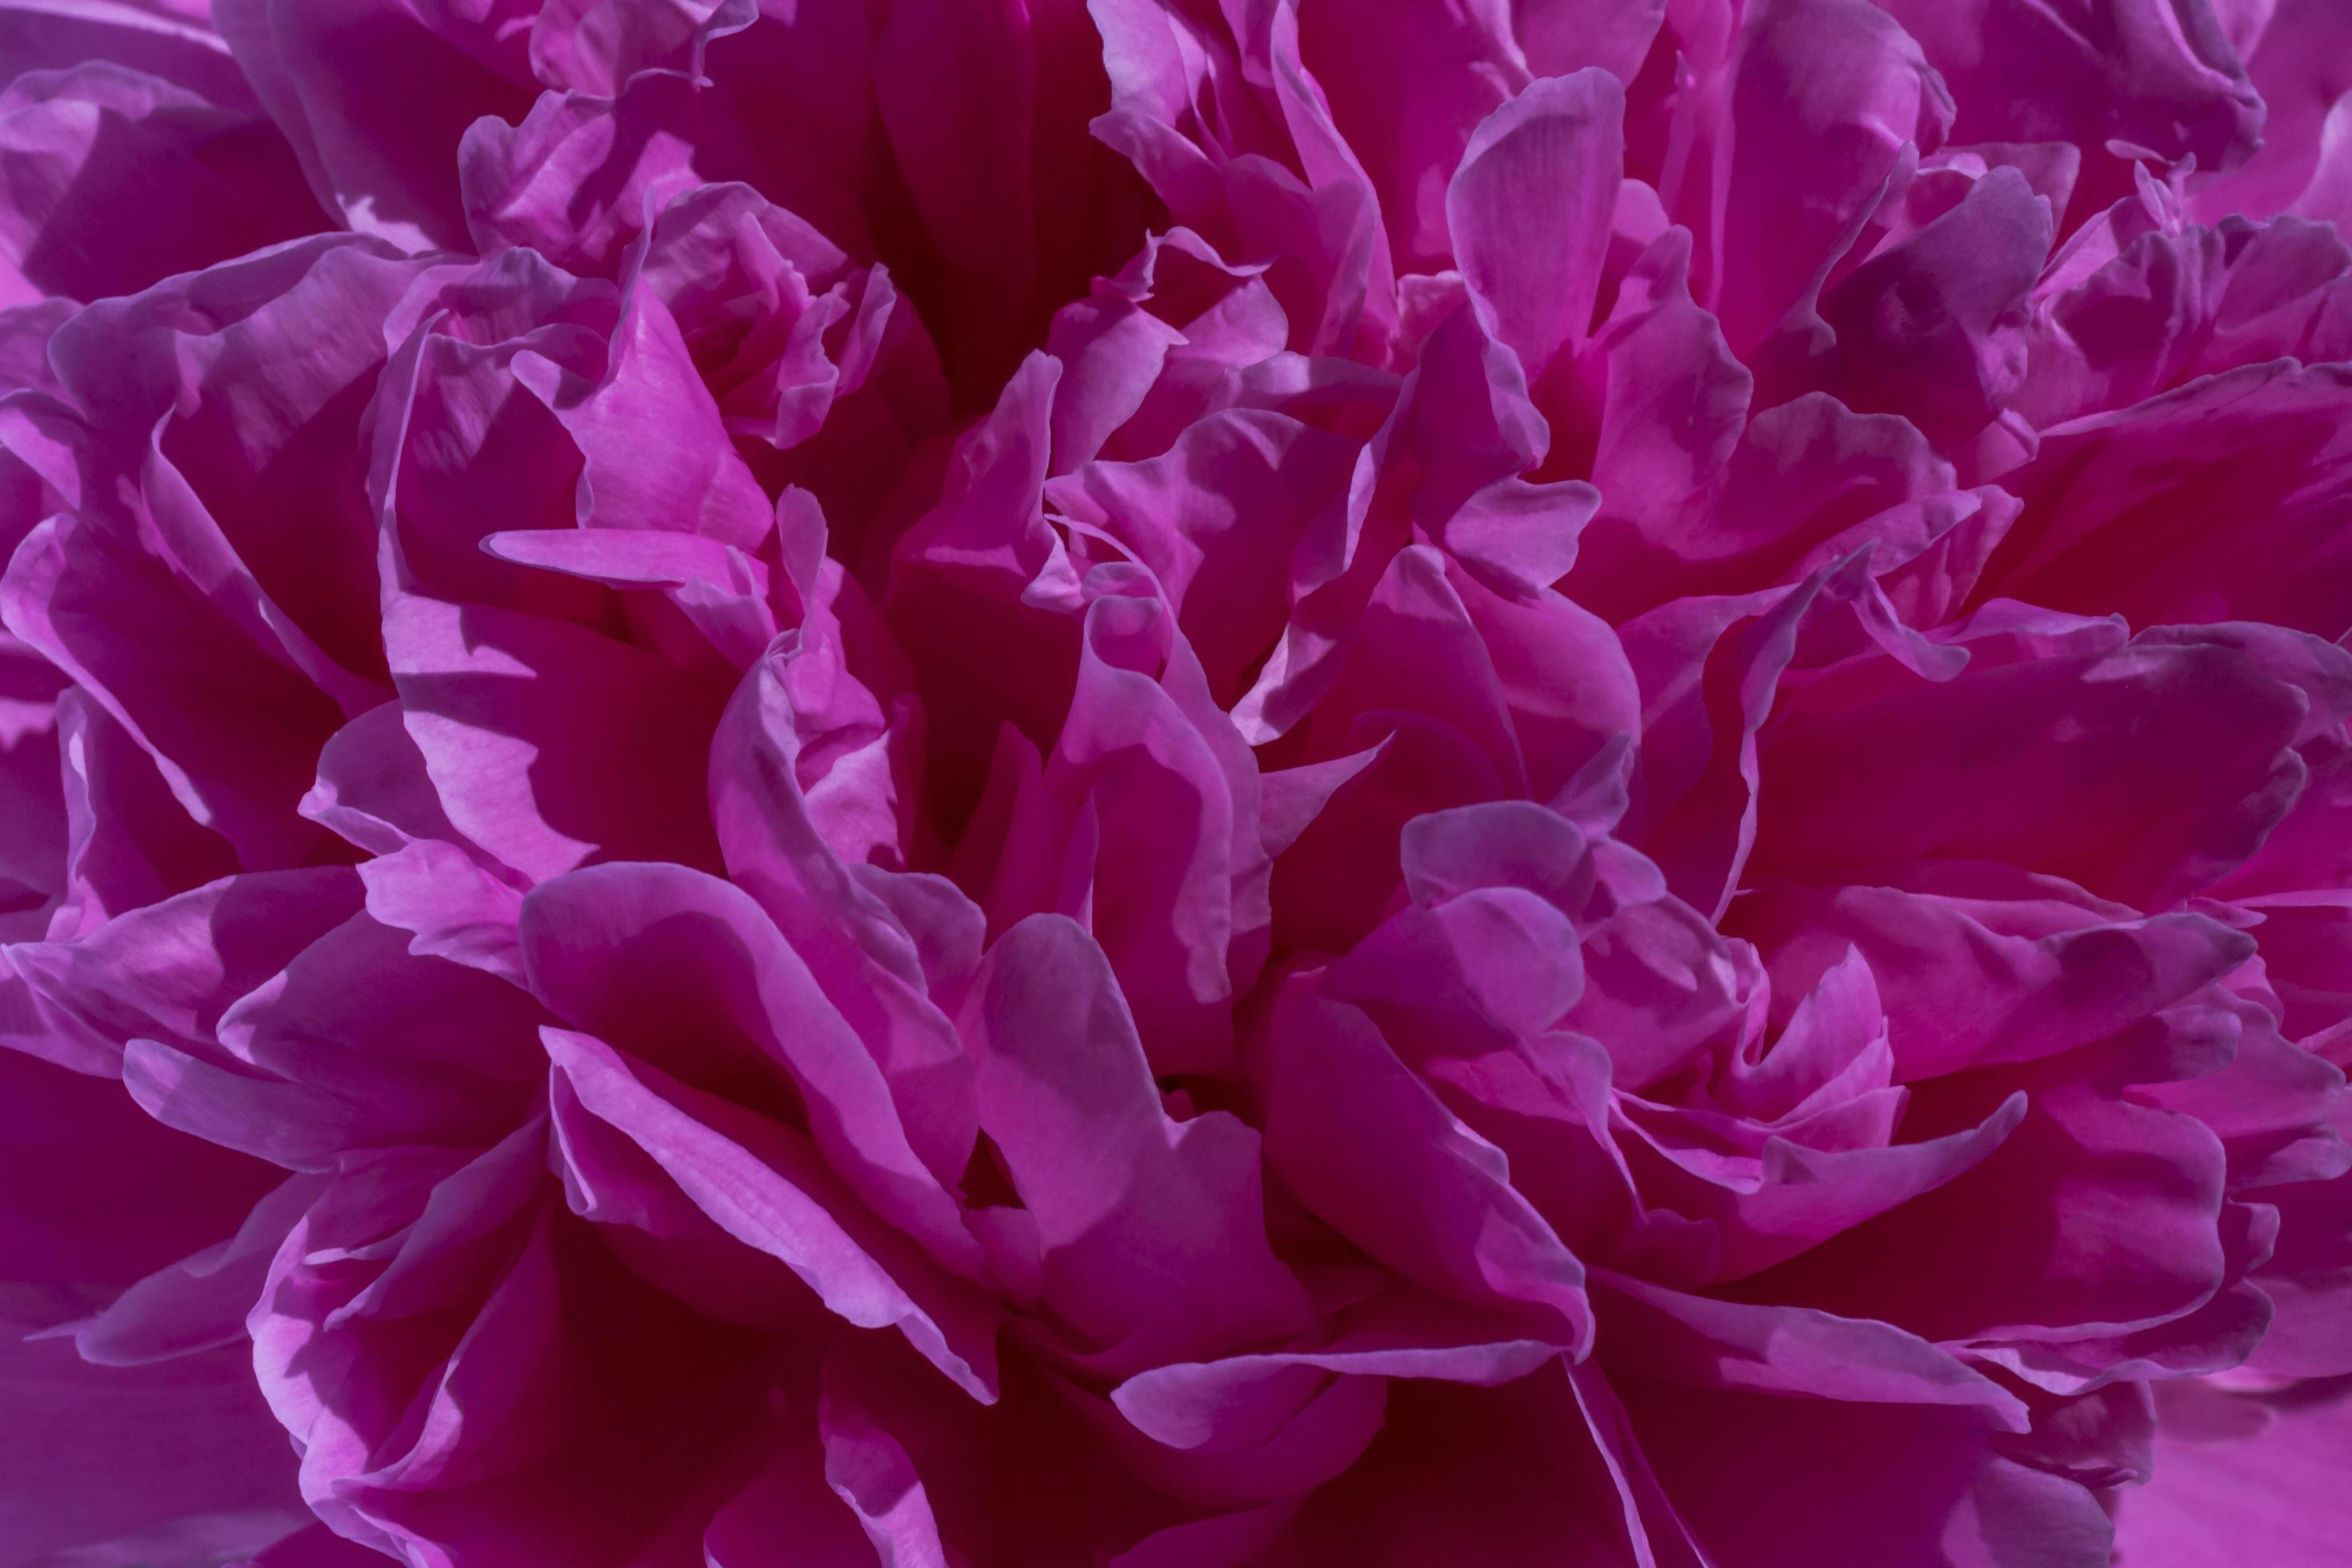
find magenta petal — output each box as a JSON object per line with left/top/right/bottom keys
{"left": 817, "top": 1360, "right": 955, "bottom": 1564}
{"left": 1045, "top": 408, "right": 1358, "bottom": 702}
{"left": 1880, "top": 0, "right": 2262, "bottom": 177}
{"left": 0, "top": 1040, "right": 278, "bottom": 1295}
{"left": 520, "top": 863, "right": 979, "bottom": 1271}
{"left": 0, "top": 1323, "right": 308, "bottom": 1566}
{"left": 1702, "top": 0, "right": 1952, "bottom": 353}
{"left": 1984, "top": 363, "right": 2352, "bottom": 638}
{"left": 546, "top": 1026, "right": 999, "bottom": 1401}
{"left": 1597, "top": 1274, "right": 2031, "bottom": 1424}
{"left": 384, "top": 594, "right": 728, "bottom": 883}
{"left": 0, "top": 57, "right": 320, "bottom": 307}
{"left": 69, "top": 1172, "right": 321, "bottom": 1366}
{"left": 1814, "top": 166, "right": 2053, "bottom": 444}
{"left": 700, "top": 1447, "right": 878, "bottom": 1568}
{"left": 1110, "top": 1290, "right": 1558, "bottom": 1453}
{"left": 10, "top": 866, "right": 361, "bottom": 1074}
{"left": 1741, "top": 881, "right": 2257, "bottom": 1079}
{"left": 984, "top": 588, "right": 1269, "bottom": 1075}
{"left": 1754, "top": 632, "right": 2310, "bottom": 909}
{"left": 6, "top": 0, "right": 2352, "bottom": 1557}
{"left": 1447, "top": 70, "right": 1624, "bottom": 383}
{"left": 214, "top": 0, "right": 534, "bottom": 250}
{"left": 963, "top": 914, "right": 1310, "bottom": 1362}
{"left": 2118, "top": 1382, "right": 2352, "bottom": 1568}
{"left": 1261, "top": 975, "right": 1594, "bottom": 1351}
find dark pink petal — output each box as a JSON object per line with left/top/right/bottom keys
{"left": 0, "top": 1041, "right": 278, "bottom": 1293}
{"left": 0, "top": 1322, "right": 309, "bottom": 1566}
{"left": 962, "top": 914, "right": 1311, "bottom": 1363}
{"left": 2191, "top": 0, "right": 2352, "bottom": 226}
{"left": 1738, "top": 880, "right": 2256, "bottom": 1079}
{"left": 1046, "top": 407, "right": 1358, "bottom": 704}
{"left": 1982, "top": 362, "right": 2352, "bottom": 638}
{"left": 546, "top": 1026, "right": 998, "bottom": 1400}
{"left": 1446, "top": 70, "right": 1623, "bottom": 382}
{"left": 214, "top": 0, "right": 534, "bottom": 250}
{"left": 0, "top": 59, "right": 319, "bottom": 306}
{"left": 1878, "top": 0, "right": 2262, "bottom": 183}
{"left": 66, "top": 1172, "right": 320, "bottom": 1366}
{"left": 520, "top": 861, "right": 980, "bottom": 1272}
{"left": 1810, "top": 165, "right": 2053, "bottom": 444}
{"left": 1754, "top": 632, "right": 2308, "bottom": 910}
{"left": 1701, "top": 0, "right": 1952, "bottom": 354}
{"left": 1274, "top": 1362, "right": 1673, "bottom": 1565}
{"left": 1745, "top": 1071, "right": 2232, "bottom": 1353}
{"left": 10, "top": 866, "right": 361, "bottom": 1074}
{"left": 982, "top": 587, "right": 1269, "bottom": 1074}
{"left": 383, "top": 594, "right": 728, "bottom": 883}
{"left": 2118, "top": 1381, "right": 2352, "bottom": 1566}
{"left": 1260, "top": 974, "right": 1594, "bottom": 1351}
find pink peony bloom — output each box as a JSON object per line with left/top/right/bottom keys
{"left": 2, "top": 1, "right": 2350, "bottom": 1564}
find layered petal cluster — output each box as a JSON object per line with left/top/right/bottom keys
{"left": 3, "top": 2, "right": 2351, "bottom": 1566}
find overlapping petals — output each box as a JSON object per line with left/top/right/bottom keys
{"left": 3, "top": 1, "right": 2350, "bottom": 1566}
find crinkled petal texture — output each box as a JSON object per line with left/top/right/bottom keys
{"left": 2, "top": 0, "right": 2351, "bottom": 1566}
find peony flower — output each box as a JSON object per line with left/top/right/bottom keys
{"left": 2, "top": 1, "right": 2350, "bottom": 1565}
